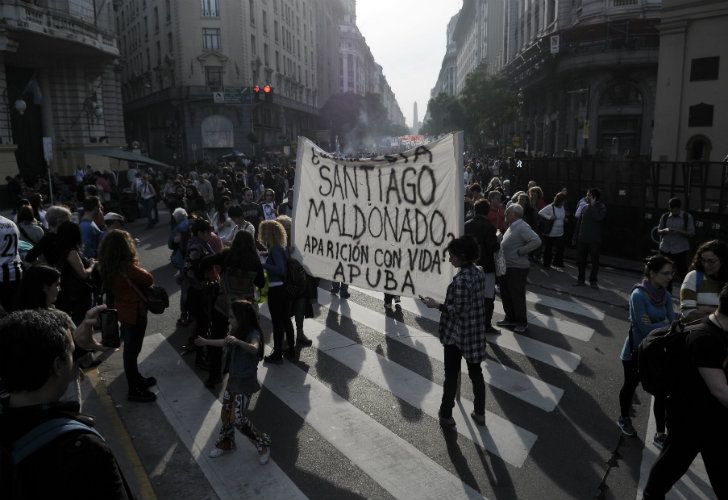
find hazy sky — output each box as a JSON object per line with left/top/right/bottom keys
{"left": 356, "top": 0, "right": 463, "bottom": 128}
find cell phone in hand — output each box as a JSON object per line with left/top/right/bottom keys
{"left": 100, "top": 309, "right": 120, "bottom": 348}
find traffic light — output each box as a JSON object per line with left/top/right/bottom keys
{"left": 251, "top": 84, "right": 273, "bottom": 102}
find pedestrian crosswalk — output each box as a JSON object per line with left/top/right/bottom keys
{"left": 135, "top": 280, "right": 712, "bottom": 499}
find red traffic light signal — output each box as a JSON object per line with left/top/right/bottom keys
{"left": 252, "top": 85, "right": 261, "bottom": 93}
{"left": 263, "top": 85, "right": 271, "bottom": 93}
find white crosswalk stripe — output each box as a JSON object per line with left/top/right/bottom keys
{"left": 259, "top": 305, "right": 538, "bottom": 468}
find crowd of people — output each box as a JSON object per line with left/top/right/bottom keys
{"left": 0, "top": 150, "right": 726, "bottom": 499}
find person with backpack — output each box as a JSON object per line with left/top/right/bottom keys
{"left": 643, "top": 284, "right": 728, "bottom": 499}
{"left": 657, "top": 198, "right": 695, "bottom": 293}
{"left": 0, "top": 308, "right": 133, "bottom": 499}
{"left": 194, "top": 300, "right": 271, "bottom": 464}
{"left": 199, "top": 231, "right": 266, "bottom": 388}
{"left": 617, "top": 255, "right": 676, "bottom": 447}
{"left": 679, "top": 240, "right": 728, "bottom": 322}
{"left": 259, "top": 219, "right": 295, "bottom": 363}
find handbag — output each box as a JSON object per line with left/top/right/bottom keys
{"left": 494, "top": 246, "right": 506, "bottom": 277}
{"left": 125, "top": 276, "right": 169, "bottom": 315}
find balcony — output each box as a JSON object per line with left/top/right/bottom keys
{"left": 0, "top": 2, "right": 118, "bottom": 58}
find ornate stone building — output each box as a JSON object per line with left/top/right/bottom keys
{"left": 0, "top": 0, "right": 124, "bottom": 182}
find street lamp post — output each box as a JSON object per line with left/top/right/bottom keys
{"left": 567, "top": 87, "right": 591, "bottom": 157}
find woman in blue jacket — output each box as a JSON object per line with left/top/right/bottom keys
{"left": 618, "top": 255, "right": 676, "bottom": 448}
{"left": 258, "top": 219, "right": 295, "bottom": 362}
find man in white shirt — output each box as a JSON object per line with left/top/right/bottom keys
{"left": 138, "top": 175, "right": 158, "bottom": 228}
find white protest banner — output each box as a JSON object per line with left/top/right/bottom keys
{"left": 291, "top": 132, "right": 464, "bottom": 302}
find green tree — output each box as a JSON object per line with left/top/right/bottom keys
{"left": 459, "top": 68, "right": 518, "bottom": 144}
{"left": 420, "top": 93, "right": 464, "bottom": 136}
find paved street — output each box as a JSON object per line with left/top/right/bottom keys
{"left": 80, "top": 212, "right": 714, "bottom": 500}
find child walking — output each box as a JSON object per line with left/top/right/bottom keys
{"left": 195, "top": 300, "right": 271, "bottom": 464}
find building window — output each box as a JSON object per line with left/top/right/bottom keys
{"left": 686, "top": 135, "right": 712, "bottom": 161}
{"left": 156, "top": 40, "right": 161, "bottom": 65}
{"left": 251, "top": 34, "right": 257, "bottom": 56}
{"left": 613, "top": 0, "right": 637, "bottom": 6}
{"left": 690, "top": 57, "right": 720, "bottom": 82}
{"left": 249, "top": 0, "right": 255, "bottom": 24}
{"left": 154, "top": 6, "right": 159, "bottom": 33}
{"left": 264, "top": 43, "right": 269, "bottom": 67}
{"left": 262, "top": 10, "right": 268, "bottom": 34}
{"left": 165, "top": 0, "right": 171, "bottom": 22}
{"left": 168, "top": 32, "right": 173, "bottom": 53}
{"left": 274, "top": 20, "right": 279, "bottom": 42}
{"left": 201, "top": 0, "right": 219, "bottom": 17}
{"left": 205, "top": 66, "right": 223, "bottom": 89}
{"left": 688, "top": 103, "right": 714, "bottom": 127}
{"left": 203, "top": 28, "right": 221, "bottom": 49}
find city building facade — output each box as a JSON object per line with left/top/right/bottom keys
{"left": 430, "top": 0, "right": 664, "bottom": 159}
{"left": 0, "top": 0, "right": 124, "bottom": 182}
{"left": 117, "top": 0, "right": 403, "bottom": 164}
{"left": 652, "top": 0, "right": 728, "bottom": 162}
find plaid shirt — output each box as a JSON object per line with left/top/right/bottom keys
{"left": 438, "top": 264, "right": 488, "bottom": 363}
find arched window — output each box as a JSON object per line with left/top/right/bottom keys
{"left": 201, "top": 115, "right": 234, "bottom": 148}
{"left": 685, "top": 135, "right": 712, "bottom": 161}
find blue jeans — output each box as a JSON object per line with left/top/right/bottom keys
{"left": 142, "top": 197, "right": 158, "bottom": 226}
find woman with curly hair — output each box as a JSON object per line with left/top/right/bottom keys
{"left": 98, "top": 229, "right": 157, "bottom": 403}
{"left": 258, "top": 219, "right": 294, "bottom": 363}
{"left": 680, "top": 239, "right": 728, "bottom": 322}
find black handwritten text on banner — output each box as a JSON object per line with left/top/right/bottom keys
{"left": 290, "top": 133, "right": 464, "bottom": 302}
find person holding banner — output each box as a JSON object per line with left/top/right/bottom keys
{"left": 421, "top": 236, "right": 488, "bottom": 428}
{"left": 259, "top": 220, "right": 295, "bottom": 363}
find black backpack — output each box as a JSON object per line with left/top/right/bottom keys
{"left": 637, "top": 320, "right": 697, "bottom": 396}
{"left": 1, "top": 417, "right": 101, "bottom": 499}
{"left": 285, "top": 254, "right": 308, "bottom": 298}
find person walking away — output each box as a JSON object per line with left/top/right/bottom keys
{"left": 538, "top": 192, "right": 567, "bottom": 269}
{"left": 657, "top": 198, "right": 695, "bottom": 294}
{"left": 679, "top": 239, "right": 728, "bottom": 322}
{"left": 643, "top": 284, "right": 728, "bottom": 499}
{"left": 573, "top": 188, "right": 607, "bottom": 289}
{"left": 98, "top": 230, "right": 157, "bottom": 403}
{"left": 497, "top": 204, "right": 541, "bottom": 333}
{"left": 78, "top": 196, "right": 104, "bottom": 260}
{"left": 617, "top": 255, "right": 676, "bottom": 448}
{"left": 464, "top": 199, "right": 499, "bottom": 333}
{"left": 421, "top": 236, "right": 489, "bottom": 428}
{"left": 138, "top": 175, "right": 158, "bottom": 229}
{"left": 195, "top": 300, "right": 271, "bottom": 464}
{"left": 259, "top": 219, "right": 295, "bottom": 363}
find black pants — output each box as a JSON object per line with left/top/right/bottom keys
{"left": 500, "top": 267, "right": 530, "bottom": 325}
{"left": 291, "top": 296, "right": 307, "bottom": 334}
{"left": 577, "top": 242, "right": 601, "bottom": 283}
{"left": 440, "top": 344, "right": 485, "bottom": 418}
{"left": 484, "top": 298, "right": 494, "bottom": 328}
{"left": 121, "top": 316, "right": 147, "bottom": 391}
{"left": 207, "top": 308, "right": 229, "bottom": 380}
{"left": 619, "top": 360, "right": 666, "bottom": 433}
{"left": 269, "top": 285, "right": 294, "bottom": 353}
{"left": 659, "top": 250, "right": 689, "bottom": 294}
{"left": 543, "top": 235, "right": 565, "bottom": 267}
{"left": 643, "top": 413, "right": 728, "bottom": 499}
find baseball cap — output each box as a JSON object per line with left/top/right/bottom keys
{"left": 104, "top": 212, "right": 126, "bottom": 223}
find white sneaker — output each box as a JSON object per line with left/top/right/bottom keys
{"left": 208, "top": 447, "right": 227, "bottom": 458}
{"left": 258, "top": 446, "right": 270, "bottom": 465}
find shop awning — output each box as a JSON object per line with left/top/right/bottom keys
{"left": 67, "top": 148, "right": 170, "bottom": 168}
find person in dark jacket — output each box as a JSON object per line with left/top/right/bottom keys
{"left": 464, "top": 199, "right": 500, "bottom": 333}
{"left": 0, "top": 308, "right": 133, "bottom": 499}
{"left": 259, "top": 219, "right": 294, "bottom": 363}
{"left": 573, "top": 188, "right": 607, "bottom": 289}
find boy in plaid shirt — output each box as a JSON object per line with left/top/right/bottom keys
{"left": 422, "top": 236, "right": 489, "bottom": 428}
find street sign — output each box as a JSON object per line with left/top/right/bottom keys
{"left": 213, "top": 91, "right": 224, "bottom": 104}
{"left": 550, "top": 35, "right": 560, "bottom": 55}
{"left": 42, "top": 136, "right": 53, "bottom": 163}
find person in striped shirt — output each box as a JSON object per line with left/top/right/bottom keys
{"left": 0, "top": 214, "right": 22, "bottom": 313}
{"left": 680, "top": 240, "right": 728, "bottom": 322}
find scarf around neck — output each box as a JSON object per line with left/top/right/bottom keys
{"left": 634, "top": 279, "right": 668, "bottom": 307}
